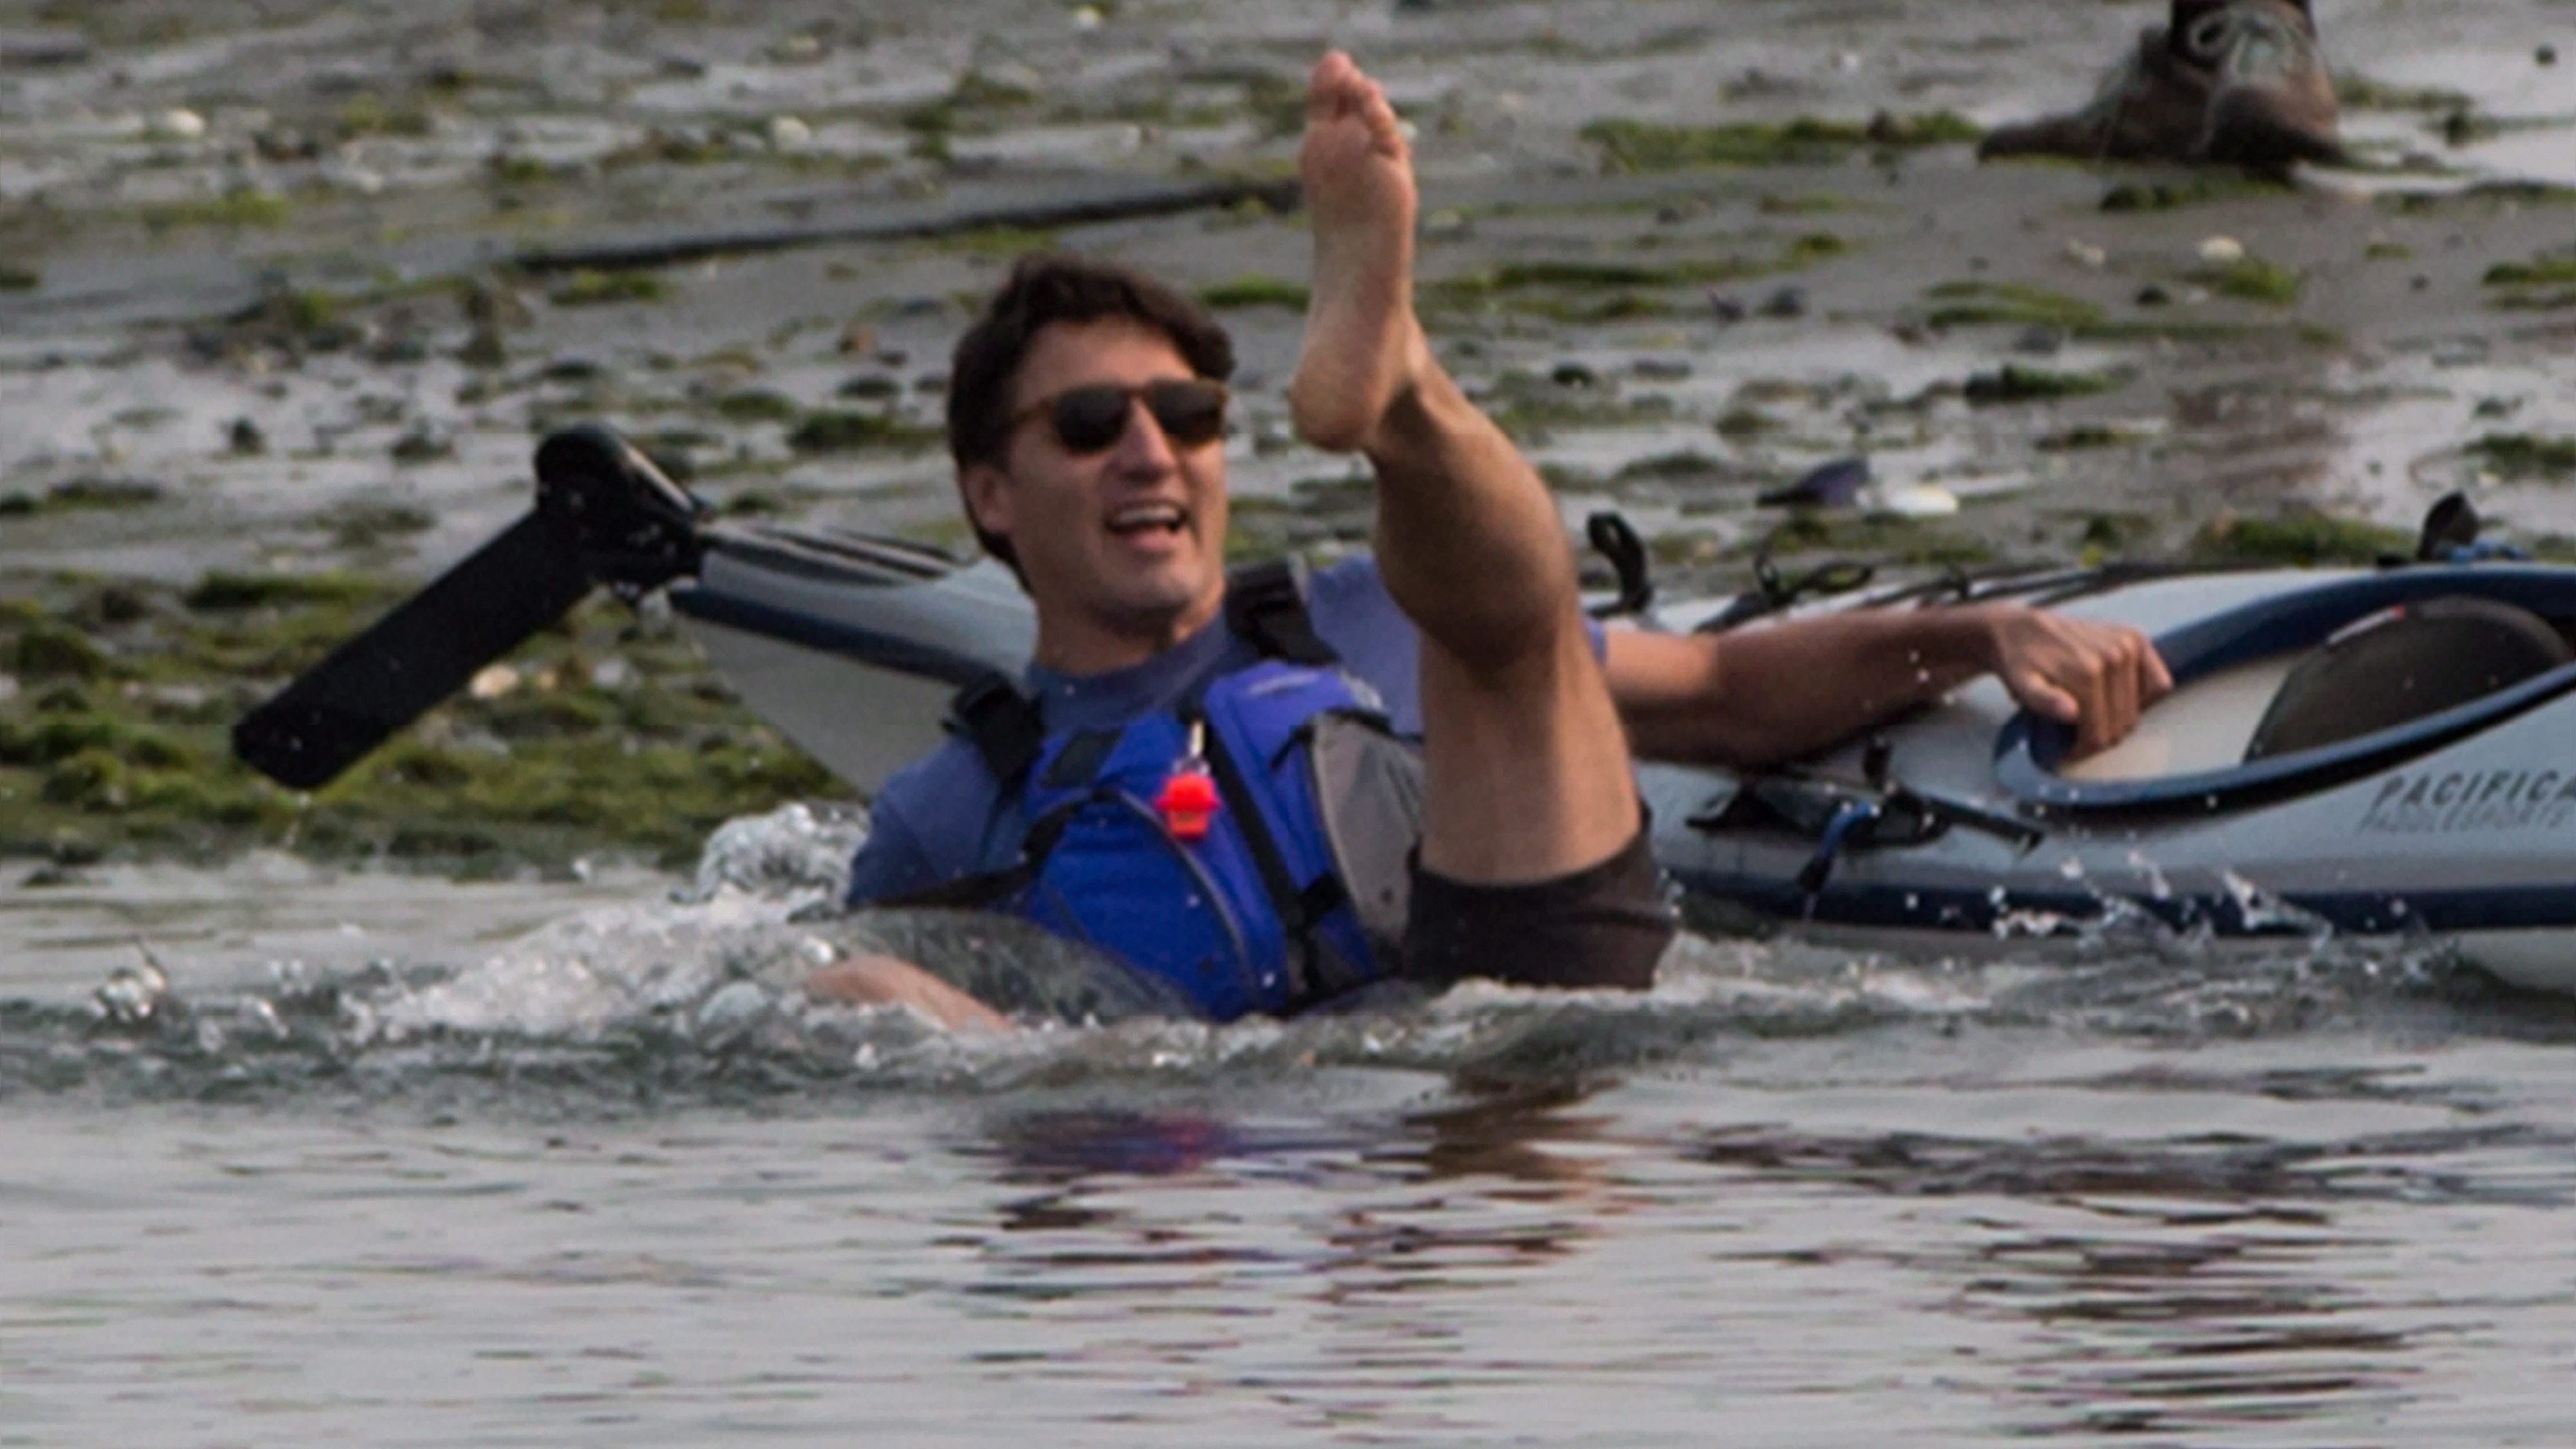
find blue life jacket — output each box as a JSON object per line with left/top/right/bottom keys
{"left": 938, "top": 564, "right": 1422, "bottom": 1021}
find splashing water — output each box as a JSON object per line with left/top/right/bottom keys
{"left": 0, "top": 806, "right": 2507, "bottom": 1113}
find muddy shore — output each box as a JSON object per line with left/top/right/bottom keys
{"left": 3, "top": 0, "right": 2573, "bottom": 869}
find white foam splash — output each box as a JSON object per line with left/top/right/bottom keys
{"left": 361, "top": 805, "right": 872, "bottom": 1042}
{"left": 685, "top": 801, "right": 871, "bottom": 905}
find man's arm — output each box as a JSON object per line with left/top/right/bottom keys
{"left": 806, "top": 955, "right": 1015, "bottom": 1032}
{"left": 1606, "top": 603, "right": 2173, "bottom": 767}
{"left": 817, "top": 793, "right": 1019, "bottom": 1032}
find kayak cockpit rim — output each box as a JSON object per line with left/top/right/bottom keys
{"left": 1996, "top": 564, "right": 2576, "bottom": 816}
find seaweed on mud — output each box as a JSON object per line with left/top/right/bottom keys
{"left": 2334, "top": 75, "right": 2474, "bottom": 113}
{"left": 2099, "top": 175, "right": 2280, "bottom": 212}
{"left": 899, "top": 70, "right": 1041, "bottom": 156}
{"left": 1921, "top": 281, "right": 2107, "bottom": 332}
{"left": 785, "top": 410, "right": 940, "bottom": 453}
{"left": 486, "top": 155, "right": 564, "bottom": 187}
{"left": 0, "top": 478, "right": 163, "bottom": 517}
{"left": 6, "top": 624, "right": 109, "bottom": 681}
{"left": 2473, "top": 434, "right": 2576, "bottom": 480}
{"left": 1758, "top": 193, "right": 1859, "bottom": 216}
{"left": 2190, "top": 510, "right": 2410, "bottom": 566}
{"left": 2383, "top": 182, "right": 2576, "bottom": 216}
{"left": 2195, "top": 256, "right": 2304, "bottom": 306}
{"left": 1198, "top": 275, "right": 1311, "bottom": 310}
{"left": 2482, "top": 252, "right": 2576, "bottom": 311}
{"left": 333, "top": 92, "right": 437, "bottom": 141}
{"left": 180, "top": 571, "right": 394, "bottom": 614}
{"left": 1474, "top": 369, "right": 1676, "bottom": 436}
{"left": 141, "top": 189, "right": 294, "bottom": 231}
{"left": 1425, "top": 238, "right": 1846, "bottom": 323}
{"left": 1757, "top": 512, "right": 1996, "bottom": 567}
{"left": 2493, "top": 290, "right": 2576, "bottom": 312}
{"left": 0, "top": 265, "right": 35, "bottom": 290}
{"left": 2035, "top": 424, "right": 2140, "bottom": 451}
{"left": 1716, "top": 407, "right": 1780, "bottom": 439}
{"left": 0, "top": 585, "right": 844, "bottom": 869}
{"left": 548, "top": 269, "right": 674, "bottom": 307}
{"left": 320, "top": 502, "right": 438, "bottom": 552}
{"left": 712, "top": 389, "right": 802, "bottom": 424}
{"left": 1964, "top": 363, "right": 2125, "bottom": 405}
{"left": 1613, "top": 451, "right": 1732, "bottom": 482}
{"left": 2077, "top": 512, "right": 2157, "bottom": 551}
{"left": 1582, "top": 112, "right": 1981, "bottom": 172}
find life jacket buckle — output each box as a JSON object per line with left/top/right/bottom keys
{"left": 1157, "top": 720, "right": 1222, "bottom": 842}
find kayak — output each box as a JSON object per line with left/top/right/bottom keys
{"left": 237, "top": 428, "right": 2576, "bottom": 995}
{"left": 674, "top": 514, "right": 2576, "bottom": 999}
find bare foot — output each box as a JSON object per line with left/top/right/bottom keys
{"left": 1286, "top": 51, "right": 1430, "bottom": 455}
{"left": 805, "top": 953, "right": 1016, "bottom": 1034}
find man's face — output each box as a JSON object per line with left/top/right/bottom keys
{"left": 963, "top": 317, "right": 1231, "bottom": 667}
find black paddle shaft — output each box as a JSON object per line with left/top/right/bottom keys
{"left": 232, "top": 511, "right": 593, "bottom": 790}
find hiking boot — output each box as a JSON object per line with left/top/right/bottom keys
{"left": 1980, "top": 0, "right": 2342, "bottom": 171}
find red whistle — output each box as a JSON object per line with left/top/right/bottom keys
{"left": 1156, "top": 769, "right": 1221, "bottom": 841}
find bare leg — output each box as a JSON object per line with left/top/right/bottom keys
{"left": 1287, "top": 52, "right": 1639, "bottom": 884}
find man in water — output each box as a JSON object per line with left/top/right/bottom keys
{"left": 813, "top": 52, "right": 2171, "bottom": 1030}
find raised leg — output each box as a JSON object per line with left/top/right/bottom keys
{"left": 1287, "top": 52, "right": 1639, "bottom": 885}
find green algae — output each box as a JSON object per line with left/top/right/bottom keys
{"left": 900, "top": 70, "right": 1041, "bottom": 155}
{"left": 2035, "top": 424, "right": 2141, "bottom": 451}
{"left": 1759, "top": 512, "right": 1996, "bottom": 568}
{"left": 1582, "top": 111, "right": 1980, "bottom": 172}
{"left": 2190, "top": 510, "right": 2410, "bottom": 566}
{"left": 1757, "top": 192, "right": 1859, "bottom": 216}
{"left": 2335, "top": 75, "right": 2473, "bottom": 113}
{"left": 2494, "top": 289, "right": 2576, "bottom": 312}
{"left": 1920, "top": 281, "right": 2106, "bottom": 332}
{"left": 0, "top": 584, "right": 844, "bottom": 869}
{"left": 712, "top": 389, "right": 802, "bottom": 424}
{"left": 0, "top": 478, "right": 162, "bottom": 517}
{"left": 1612, "top": 450, "right": 1729, "bottom": 482}
{"left": 181, "top": 571, "right": 394, "bottom": 613}
{"left": 2473, "top": 433, "right": 2576, "bottom": 480}
{"left": 786, "top": 410, "right": 940, "bottom": 453}
{"left": 334, "top": 92, "right": 437, "bottom": 141}
{"left": 1199, "top": 275, "right": 1311, "bottom": 310}
{"left": 0, "top": 265, "right": 35, "bottom": 291}
{"left": 548, "top": 269, "right": 674, "bottom": 307}
{"left": 2199, "top": 256, "right": 2304, "bottom": 305}
{"left": 2483, "top": 252, "right": 2576, "bottom": 313}
{"left": 2384, "top": 182, "right": 2576, "bottom": 217}
{"left": 1425, "top": 238, "right": 1844, "bottom": 323}
{"left": 1715, "top": 407, "right": 1780, "bottom": 439}
{"left": 6, "top": 624, "right": 108, "bottom": 681}
{"left": 141, "top": 189, "right": 295, "bottom": 231}
{"left": 2099, "top": 175, "right": 2278, "bottom": 212}
{"left": 1964, "top": 364, "right": 2125, "bottom": 405}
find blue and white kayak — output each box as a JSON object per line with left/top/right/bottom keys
{"left": 668, "top": 516, "right": 2576, "bottom": 996}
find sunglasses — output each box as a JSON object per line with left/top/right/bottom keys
{"left": 1009, "top": 379, "right": 1230, "bottom": 455}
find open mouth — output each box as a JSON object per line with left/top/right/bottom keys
{"left": 1105, "top": 502, "right": 1189, "bottom": 539}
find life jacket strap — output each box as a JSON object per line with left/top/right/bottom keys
{"left": 1224, "top": 559, "right": 1340, "bottom": 666}
{"left": 947, "top": 668, "right": 1045, "bottom": 782}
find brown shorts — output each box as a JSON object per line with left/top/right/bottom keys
{"left": 1399, "top": 822, "right": 1676, "bottom": 992}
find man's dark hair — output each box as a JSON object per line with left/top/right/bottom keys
{"left": 947, "top": 253, "right": 1235, "bottom": 571}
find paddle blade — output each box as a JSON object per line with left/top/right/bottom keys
{"left": 232, "top": 510, "right": 594, "bottom": 790}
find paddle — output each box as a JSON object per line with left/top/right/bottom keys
{"left": 232, "top": 426, "right": 705, "bottom": 790}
